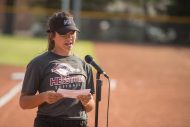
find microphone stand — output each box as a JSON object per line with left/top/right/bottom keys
{"left": 95, "top": 72, "right": 102, "bottom": 127}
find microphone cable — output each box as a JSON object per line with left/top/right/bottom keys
{"left": 105, "top": 76, "right": 111, "bottom": 127}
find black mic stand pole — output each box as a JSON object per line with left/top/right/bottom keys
{"left": 95, "top": 72, "right": 102, "bottom": 127}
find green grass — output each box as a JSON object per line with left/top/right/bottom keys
{"left": 0, "top": 35, "right": 95, "bottom": 67}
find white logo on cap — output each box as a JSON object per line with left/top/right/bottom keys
{"left": 64, "top": 19, "right": 72, "bottom": 25}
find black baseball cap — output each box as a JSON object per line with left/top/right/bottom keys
{"left": 47, "top": 12, "right": 80, "bottom": 35}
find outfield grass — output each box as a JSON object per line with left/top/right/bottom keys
{"left": 0, "top": 35, "right": 95, "bottom": 67}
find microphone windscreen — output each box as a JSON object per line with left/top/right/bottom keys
{"left": 85, "top": 55, "right": 93, "bottom": 64}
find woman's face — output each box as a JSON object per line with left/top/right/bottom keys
{"left": 53, "top": 31, "right": 77, "bottom": 52}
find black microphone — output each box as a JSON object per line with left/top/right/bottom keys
{"left": 85, "top": 55, "right": 109, "bottom": 78}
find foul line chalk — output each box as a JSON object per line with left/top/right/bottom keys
{"left": 0, "top": 81, "right": 22, "bottom": 108}
{"left": 11, "top": 72, "right": 25, "bottom": 80}
{"left": 110, "top": 79, "right": 117, "bottom": 91}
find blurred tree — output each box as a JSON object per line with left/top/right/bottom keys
{"left": 3, "top": 0, "right": 16, "bottom": 35}
{"left": 167, "top": 0, "right": 190, "bottom": 16}
{"left": 29, "top": 0, "right": 60, "bottom": 8}
{"left": 167, "top": 0, "right": 190, "bottom": 44}
{"left": 28, "top": 0, "right": 61, "bottom": 37}
{"left": 29, "top": 0, "right": 115, "bottom": 12}
{"left": 82, "top": 0, "right": 114, "bottom": 11}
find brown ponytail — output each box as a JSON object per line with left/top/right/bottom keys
{"left": 47, "top": 31, "right": 55, "bottom": 51}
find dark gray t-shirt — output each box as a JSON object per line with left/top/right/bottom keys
{"left": 21, "top": 51, "right": 95, "bottom": 120}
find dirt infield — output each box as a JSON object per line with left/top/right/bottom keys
{"left": 0, "top": 43, "right": 190, "bottom": 127}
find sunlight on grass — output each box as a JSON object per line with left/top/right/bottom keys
{"left": 0, "top": 35, "right": 94, "bottom": 67}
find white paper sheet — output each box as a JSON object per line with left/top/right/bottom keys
{"left": 57, "top": 89, "right": 91, "bottom": 98}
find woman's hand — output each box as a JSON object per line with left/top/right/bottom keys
{"left": 77, "top": 94, "right": 92, "bottom": 106}
{"left": 43, "top": 91, "right": 63, "bottom": 104}
{"left": 77, "top": 94, "right": 95, "bottom": 112}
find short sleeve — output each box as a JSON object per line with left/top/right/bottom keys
{"left": 21, "top": 60, "right": 41, "bottom": 95}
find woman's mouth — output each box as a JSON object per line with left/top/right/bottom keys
{"left": 65, "top": 41, "right": 73, "bottom": 47}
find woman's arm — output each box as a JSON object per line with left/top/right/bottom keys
{"left": 19, "top": 91, "right": 63, "bottom": 109}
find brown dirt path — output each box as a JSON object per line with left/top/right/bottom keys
{"left": 0, "top": 65, "right": 36, "bottom": 127}
{"left": 94, "top": 43, "right": 190, "bottom": 127}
